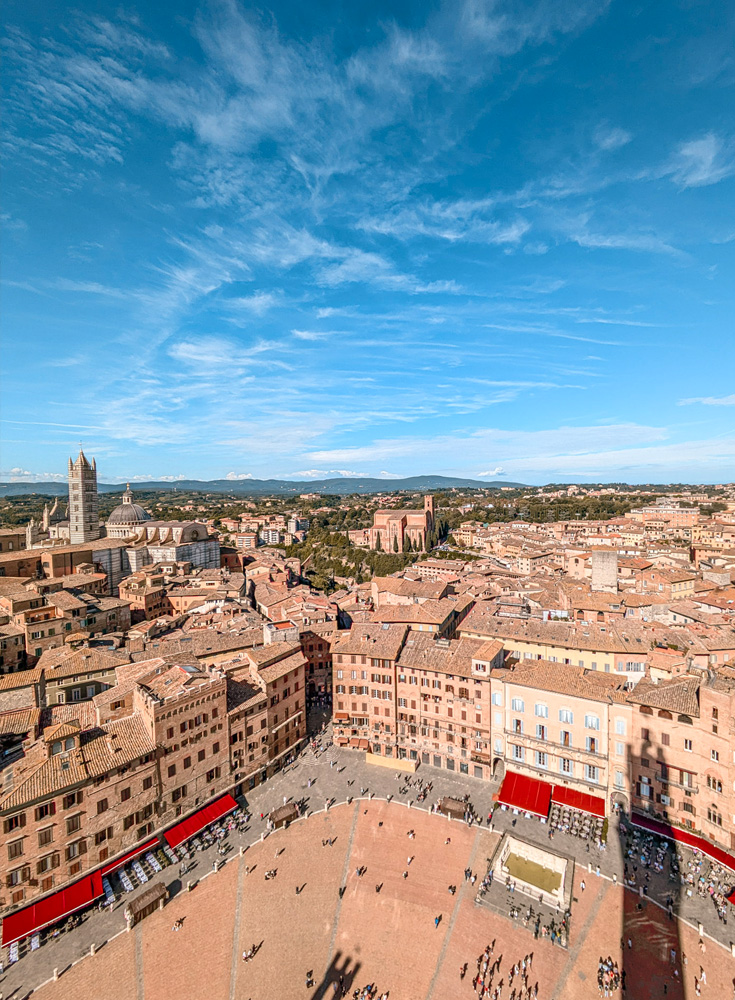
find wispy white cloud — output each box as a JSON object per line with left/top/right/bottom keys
{"left": 663, "top": 133, "right": 735, "bottom": 188}
{"left": 678, "top": 393, "right": 735, "bottom": 407}
{"left": 3, "top": 467, "right": 66, "bottom": 481}
{"left": 309, "top": 423, "right": 735, "bottom": 480}
{"left": 285, "top": 468, "right": 367, "bottom": 479}
{"left": 291, "top": 329, "right": 336, "bottom": 341}
{"left": 593, "top": 124, "right": 633, "bottom": 151}
{"left": 225, "top": 471, "right": 255, "bottom": 480}
{"left": 1, "top": 212, "right": 28, "bottom": 232}
{"left": 223, "top": 291, "right": 280, "bottom": 316}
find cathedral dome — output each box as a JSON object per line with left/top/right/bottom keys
{"left": 106, "top": 485, "right": 151, "bottom": 527}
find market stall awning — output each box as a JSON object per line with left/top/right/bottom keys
{"left": 164, "top": 793, "right": 238, "bottom": 849}
{"left": 551, "top": 785, "right": 606, "bottom": 818}
{"left": 631, "top": 812, "right": 735, "bottom": 872}
{"left": 2, "top": 871, "right": 103, "bottom": 947}
{"left": 100, "top": 838, "right": 160, "bottom": 876}
{"left": 497, "top": 771, "right": 552, "bottom": 818}
{"left": 727, "top": 887, "right": 735, "bottom": 906}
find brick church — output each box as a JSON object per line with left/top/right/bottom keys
{"left": 348, "top": 496, "right": 434, "bottom": 550}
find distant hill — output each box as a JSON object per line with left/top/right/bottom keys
{"left": 0, "top": 475, "right": 527, "bottom": 497}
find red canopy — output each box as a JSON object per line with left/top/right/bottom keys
{"left": 2, "top": 871, "right": 103, "bottom": 947}
{"left": 164, "top": 793, "right": 238, "bottom": 848}
{"left": 631, "top": 813, "right": 735, "bottom": 872}
{"left": 497, "top": 771, "right": 552, "bottom": 818}
{"left": 727, "top": 887, "right": 735, "bottom": 906}
{"left": 552, "top": 786, "right": 606, "bottom": 818}
{"left": 99, "top": 837, "right": 160, "bottom": 876}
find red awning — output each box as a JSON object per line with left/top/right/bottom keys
{"left": 349, "top": 738, "right": 360, "bottom": 747}
{"left": 631, "top": 813, "right": 735, "bottom": 872}
{"left": 552, "top": 786, "right": 606, "bottom": 818}
{"left": 358, "top": 739, "right": 369, "bottom": 750}
{"left": 164, "top": 793, "right": 238, "bottom": 848}
{"left": 333, "top": 712, "right": 350, "bottom": 721}
{"left": 99, "top": 837, "right": 160, "bottom": 876}
{"left": 497, "top": 771, "right": 552, "bottom": 818}
{"left": 727, "top": 887, "right": 735, "bottom": 906}
{"left": 2, "top": 871, "right": 103, "bottom": 947}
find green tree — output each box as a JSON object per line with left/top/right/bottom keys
{"left": 375, "top": 531, "right": 382, "bottom": 552}
{"left": 393, "top": 536, "right": 399, "bottom": 552}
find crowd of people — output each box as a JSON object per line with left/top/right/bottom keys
{"left": 468, "top": 942, "right": 538, "bottom": 1000}
{"left": 596, "top": 955, "right": 622, "bottom": 996}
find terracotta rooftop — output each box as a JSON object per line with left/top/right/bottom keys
{"left": 397, "top": 634, "right": 503, "bottom": 678}
{"left": 332, "top": 623, "right": 409, "bottom": 661}
{"left": 627, "top": 676, "right": 701, "bottom": 717}
{"left": 501, "top": 660, "right": 629, "bottom": 704}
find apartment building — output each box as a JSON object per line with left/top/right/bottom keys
{"left": 118, "top": 572, "right": 172, "bottom": 622}
{"left": 332, "top": 624, "right": 409, "bottom": 753}
{"left": 38, "top": 647, "right": 131, "bottom": 706}
{"left": 368, "top": 595, "right": 475, "bottom": 638}
{"left": 393, "top": 634, "right": 504, "bottom": 779}
{"left": 459, "top": 606, "right": 643, "bottom": 683}
{"left": 332, "top": 625, "right": 504, "bottom": 779}
{"left": 489, "top": 661, "right": 633, "bottom": 809}
{"left": 222, "top": 641, "right": 308, "bottom": 776}
{"left": 635, "top": 568, "right": 697, "bottom": 600}
{"left": 627, "top": 670, "right": 735, "bottom": 850}
{"left": 0, "top": 625, "right": 26, "bottom": 673}
{"left": 0, "top": 649, "right": 305, "bottom": 920}
{"left": 412, "top": 558, "right": 467, "bottom": 582}
{"left": 299, "top": 623, "right": 336, "bottom": 698}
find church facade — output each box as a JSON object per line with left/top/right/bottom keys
{"left": 348, "top": 495, "right": 435, "bottom": 551}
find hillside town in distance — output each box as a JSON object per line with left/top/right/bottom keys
{"left": 2, "top": 453, "right": 735, "bottom": 979}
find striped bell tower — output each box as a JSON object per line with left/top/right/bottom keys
{"left": 68, "top": 449, "right": 100, "bottom": 544}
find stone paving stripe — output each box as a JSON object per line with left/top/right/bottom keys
{"left": 228, "top": 854, "right": 246, "bottom": 1000}
{"left": 134, "top": 923, "right": 145, "bottom": 1000}
{"left": 550, "top": 876, "right": 608, "bottom": 999}
{"left": 424, "top": 825, "right": 482, "bottom": 1000}
{"left": 326, "top": 801, "right": 360, "bottom": 964}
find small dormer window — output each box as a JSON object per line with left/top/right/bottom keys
{"left": 65, "top": 737, "right": 75, "bottom": 751}
{"left": 52, "top": 741, "right": 63, "bottom": 755}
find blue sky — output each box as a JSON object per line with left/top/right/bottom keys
{"left": 2, "top": 0, "right": 734, "bottom": 486}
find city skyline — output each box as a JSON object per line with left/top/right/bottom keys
{"left": 2, "top": 0, "right": 734, "bottom": 485}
